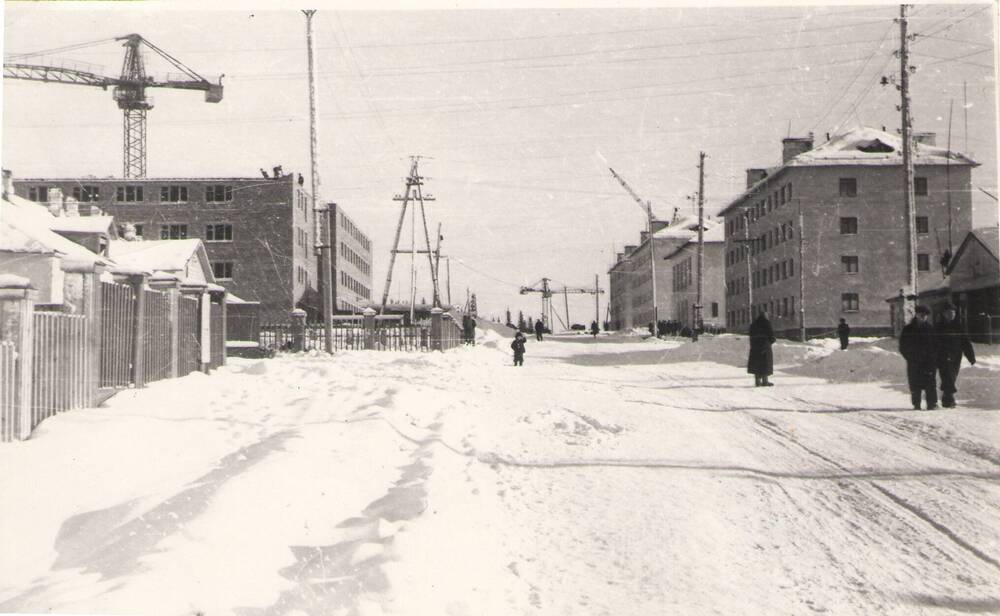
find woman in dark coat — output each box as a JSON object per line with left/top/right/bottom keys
{"left": 747, "top": 310, "right": 776, "bottom": 386}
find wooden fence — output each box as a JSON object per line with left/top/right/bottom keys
{"left": 0, "top": 274, "right": 227, "bottom": 443}
{"left": 1, "top": 340, "right": 18, "bottom": 442}
{"left": 100, "top": 281, "right": 135, "bottom": 388}
{"left": 31, "top": 312, "right": 89, "bottom": 428}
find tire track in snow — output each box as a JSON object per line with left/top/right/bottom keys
{"left": 747, "top": 414, "right": 1000, "bottom": 575}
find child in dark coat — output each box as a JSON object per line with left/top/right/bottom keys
{"left": 511, "top": 331, "right": 526, "bottom": 366}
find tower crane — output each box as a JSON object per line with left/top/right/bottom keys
{"left": 608, "top": 167, "right": 662, "bottom": 326}
{"left": 4, "top": 34, "right": 224, "bottom": 178}
{"left": 519, "top": 277, "right": 605, "bottom": 332}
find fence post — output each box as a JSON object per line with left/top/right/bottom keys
{"left": 212, "top": 287, "right": 228, "bottom": 366}
{"left": 149, "top": 273, "right": 181, "bottom": 379}
{"left": 362, "top": 307, "right": 376, "bottom": 350}
{"left": 61, "top": 260, "right": 104, "bottom": 406}
{"left": 0, "top": 276, "right": 37, "bottom": 440}
{"left": 430, "top": 307, "right": 443, "bottom": 351}
{"left": 291, "top": 309, "right": 307, "bottom": 352}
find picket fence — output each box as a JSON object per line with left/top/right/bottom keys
{"left": 0, "top": 274, "right": 226, "bottom": 442}
{"left": 259, "top": 311, "right": 466, "bottom": 353}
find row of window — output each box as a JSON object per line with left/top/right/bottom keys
{"left": 727, "top": 293, "right": 861, "bottom": 329}
{"left": 296, "top": 265, "right": 311, "bottom": 287}
{"left": 118, "top": 223, "right": 235, "bottom": 242}
{"left": 297, "top": 227, "right": 310, "bottom": 250}
{"left": 339, "top": 212, "right": 371, "bottom": 252}
{"left": 27, "top": 185, "right": 234, "bottom": 204}
{"left": 727, "top": 177, "right": 932, "bottom": 238}
{"left": 340, "top": 242, "right": 371, "bottom": 276}
{"left": 672, "top": 257, "right": 693, "bottom": 291}
{"left": 340, "top": 271, "right": 371, "bottom": 300}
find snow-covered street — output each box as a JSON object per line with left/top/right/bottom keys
{"left": 2, "top": 330, "right": 999, "bottom": 616}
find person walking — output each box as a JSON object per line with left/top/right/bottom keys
{"left": 899, "top": 305, "right": 938, "bottom": 410}
{"left": 837, "top": 318, "right": 851, "bottom": 350}
{"left": 534, "top": 318, "right": 545, "bottom": 342}
{"left": 590, "top": 320, "right": 600, "bottom": 338}
{"left": 934, "top": 302, "right": 976, "bottom": 408}
{"left": 747, "top": 309, "right": 776, "bottom": 386}
{"left": 511, "top": 331, "right": 526, "bottom": 366}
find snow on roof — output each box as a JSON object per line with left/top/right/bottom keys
{"left": 788, "top": 127, "right": 977, "bottom": 168}
{"left": 972, "top": 226, "right": 999, "bottom": 261}
{"left": 110, "top": 239, "right": 202, "bottom": 272}
{"left": 0, "top": 194, "right": 107, "bottom": 264}
{"left": 652, "top": 216, "right": 724, "bottom": 243}
{"left": 49, "top": 216, "right": 116, "bottom": 235}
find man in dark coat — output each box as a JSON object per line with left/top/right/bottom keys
{"left": 837, "top": 318, "right": 850, "bottom": 350}
{"left": 590, "top": 320, "right": 600, "bottom": 338}
{"left": 934, "top": 303, "right": 976, "bottom": 408}
{"left": 747, "top": 310, "right": 776, "bottom": 386}
{"left": 534, "top": 318, "right": 545, "bottom": 341}
{"left": 899, "top": 305, "right": 937, "bottom": 410}
{"left": 511, "top": 331, "right": 526, "bottom": 366}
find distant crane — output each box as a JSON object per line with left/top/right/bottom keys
{"left": 519, "top": 277, "right": 605, "bottom": 332}
{"left": 608, "top": 167, "right": 662, "bottom": 326}
{"left": 4, "top": 34, "right": 224, "bottom": 178}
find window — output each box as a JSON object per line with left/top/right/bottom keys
{"left": 842, "top": 256, "right": 859, "bottom": 274}
{"left": 28, "top": 186, "right": 49, "bottom": 202}
{"left": 915, "top": 177, "right": 928, "bottom": 196}
{"left": 782, "top": 298, "right": 788, "bottom": 317}
{"left": 212, "top": 262, "right": 234, "bottom": 280}
{"left": 160, "top": 186, "right": 189, "bottom": 202}
{"left": 840, "top": 217, "right": 858, "bottom": 235}
{"left": 160, "top": 224, "right": 188, "bottom": 240}
{"left": 205, "top": 185, "right": 233, "bottom": 202}
{"left": 786, "top": 221, "right": 794, "bottom": 240}
{"left": 116, "top": 185, "right": 144, "bottom": 202}
{"left": 789, "top": 259, "right": 794, "bottom": 277}
{"left": 841, "top": 293, "right": 859, "bottom": 312}
{"left": 72, "top": 185, "right": 100, "bottom": 202}
{"left": 916, "top": 216, "right": 929, "bottom": 234}
{"left": 839, "top": 178, "right": 857, "bottom": 197}
{"left": 917, "top": 253, "right": 930, "bottom": 271}
{"left": 787, "top": 183, "right": 792, "bottom": 201}
{"left": 781, "top": 261, "right": 788, "bottom": 279}
{"left": 205, "top": 223, "right": 233, "bottom": 242}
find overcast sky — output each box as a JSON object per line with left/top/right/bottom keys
{"left": 3, "top": 2, "right": 996, "bottom": 323}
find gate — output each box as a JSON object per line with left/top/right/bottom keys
{"left": 178, "top": 295, "right": 200, "bottom": 376}
{"left": 100, "top": 281, "right": 135, "bottom": 388}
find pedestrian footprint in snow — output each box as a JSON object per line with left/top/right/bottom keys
{"left": 747, "top": 309, "right": 776, "bottom": 387}
{"left": 899, "top": 305, "right": 938, "bottom": 410}
{"left": 934, "top": 302, "right": 975, "bottom": 408}
{"left": 837, "top": 318, "right": 850, "bottom": 350}
{"left": 511, "top": 331, "right": 526, "bottom": 366}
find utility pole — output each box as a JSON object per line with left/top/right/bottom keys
{"left": 694, "top": 151, "right": 706, "bottom": 338}
{"left": 899, "top": 4, "right": 918, "bottom": 312}
{"left": 446, "top": 257, "right": 452, "bottom": 306}
{"left": 595, "top": 274, "right": 600, "bottom": 328}
{"left": 744, "top": 209, "right": 754, "bottom": 324}
{"left": 303, "top": 9, "right": 333, "bottom": 352}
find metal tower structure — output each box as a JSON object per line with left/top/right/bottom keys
{"left": 520, "top": 278, "right": 604, "bottom": 331}
{"left": 380, "top": 157, "right": 440, "bottom": 320}
{"left": 4, "top": 34, "right": 223, "bottom": 178}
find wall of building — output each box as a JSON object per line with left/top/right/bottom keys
{"left": 14, "top": 175, "right": 314, "bottom": 322}
{"left": 331, "top": 203, "right": 374, "bottom": 313}
{"left": 724, "top": 164, "right": 974, "bottom": 337}
{"left": 668, "top": 242, "right": 727, "bottom": 329}
{"left": 0, "top": 253, "right": 61, "bottom": 304}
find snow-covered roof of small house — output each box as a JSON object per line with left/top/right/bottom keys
{"left": 946, "top": 226, "right": 999, "bottom": 276}
{"left": 49, "top": 216, "right": 117, "bottom": 236}
{"left": 109, "top": 239, "right": 216, "bottom": 284}
{"left": 0, "top": 194, "right": 109, "bottom": 265}
{"left": 787, "top": 127, "right": 977, "bottom": 168}
{"left": 652, "top": 216, "right": 724, "bottom": 242}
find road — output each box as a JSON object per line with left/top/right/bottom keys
{"left": 1, "top": 333, "right": 998, "bottom": 615}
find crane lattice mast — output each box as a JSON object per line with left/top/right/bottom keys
{"left": 4, "top": 34, "right": 223, "bottom": 178}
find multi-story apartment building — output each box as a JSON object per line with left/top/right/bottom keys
{"left": 330, "top": 202, "right": 373, "bottom": 314}
{"left": 718, "top": 127, "right": 977, "bottom": 338}
{"left": 665, "top": 221, "right": 725, "bottom": 329}
{"left": 608, "top": 217, "right": 724, "bottom": 330}
{"left": 14, "top": 172, "right": 373, "bottom": 322}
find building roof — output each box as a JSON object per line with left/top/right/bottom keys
{"left": 15, "top": 175, "right": 300, "bottom": 183}
{"left": 109, "top": 239, "right": 216, "bottom": 284}
{"left": 49, "top": 215, "right": 116, "bottom": 235}
{"left": 0, "top": 194, "right": 109, "bottom": 264}
{"left": 717, "top": 126, "right": 978, "bottom": 217}
{"left": 946, "top": 226, "right": 999, "bottom": 275}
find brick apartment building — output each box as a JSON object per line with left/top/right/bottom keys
{"left": 608, "top": 216, "right": 724, "bottom": 330}
{"left": 718, "top": 127, "right": 977, "bottom": 338}
{"left": 13, "top": 172, "right": 373, "bottom": 322}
